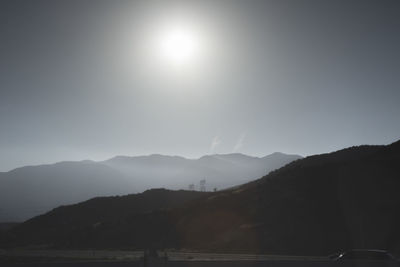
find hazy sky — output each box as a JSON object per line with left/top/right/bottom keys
{"left": 1, "top": 0, "right": 400, "bottom": 171}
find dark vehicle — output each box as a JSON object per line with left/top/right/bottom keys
{"left": 333, "top": 249, "right": 399, "bottom": 267}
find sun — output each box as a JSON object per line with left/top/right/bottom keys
{"left": 157, "top": 25, "right": 200, "bottom": 66}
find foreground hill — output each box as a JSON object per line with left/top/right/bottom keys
{"left": 2, "top": 141, "right": 399, "bottom": 256}
{"left": 0, "top": 189, "right": 208, "bottom": 249}
{"left": 0, "top": 153, "right": 300, "bottom": 222}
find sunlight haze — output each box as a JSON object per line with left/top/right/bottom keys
{"left": 0, "top": 0, "right": 399, "bottom": 171}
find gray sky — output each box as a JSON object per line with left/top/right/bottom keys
{"left": 1, "top": 0, "right": 400, "bottom": 171}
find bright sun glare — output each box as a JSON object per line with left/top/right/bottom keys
{"left": 157, "top": 25, "right": 200, "bottom": 66}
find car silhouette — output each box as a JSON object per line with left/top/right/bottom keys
{"left": 332, "top": 249, "right": 399, "bottom": 266}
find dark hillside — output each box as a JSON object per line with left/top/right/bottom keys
{"left": 175, "top": 141, "right": 400, "bottom": 254}
{"left": 4, "top": 189, "right": 208, "bottom": 249}
{"left": 3, "top": 141, "right": 400, "bottom": 256}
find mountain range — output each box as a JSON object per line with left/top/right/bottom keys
{"left": 2, "top": 140, "right": 399, "bottom": 256}
{"left": 0, "top": 152, "right": 301, "bottom": 222}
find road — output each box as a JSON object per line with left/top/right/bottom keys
{"left": 0, "top": 250, "right": 398, "bottom": 267}
{"left": 0, "top": 260, "right": 399, "bottom": 267}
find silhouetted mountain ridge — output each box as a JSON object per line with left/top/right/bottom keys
{"left": 0, "top": 152, "right": 300, "bottom": 221}
{"left": 2, "top": 140, "right": 399, "bottom": 255}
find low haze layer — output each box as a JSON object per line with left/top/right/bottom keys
{"left": 0, "top": 152, "right": 300, "bottom": 222}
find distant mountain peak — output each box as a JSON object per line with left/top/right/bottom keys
{"left": 199, "top": 153, "right": 257, "bottom": 160}
{"left": 0, "top": 151, "right": 301, "bottom": 222}
{"left": 106, "top": 154, "right": 186, "bottom": 162}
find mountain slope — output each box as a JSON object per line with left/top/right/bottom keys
{"left": 0, "top": 153, "right": 301, "bottom": 222}
{"left": 175, "top": 141, "right": 400, "bottom": 255}
{"left": 2, "top": 140, "right": 399, "bottom": 255}
{"left": 2, "top": 189, "right": 207, "bottom": 249}
{"left": 0, "top": 161, "right": 134, "bottom": 222}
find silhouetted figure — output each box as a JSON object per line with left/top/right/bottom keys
{"left": 143, "top": 248, "right": 166, "bottom": 267}
{"left": 143, "top": 250, "right": 148, "bottom": 267}
{"left": 163, "top": 250, "right": 168, "bottom": 267}
{"left": 149, "top": 248, "right": 158, "bottom": 258}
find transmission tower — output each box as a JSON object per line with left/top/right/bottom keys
{"left": 199, "top": 179, "right": 206, "bottom": 192}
